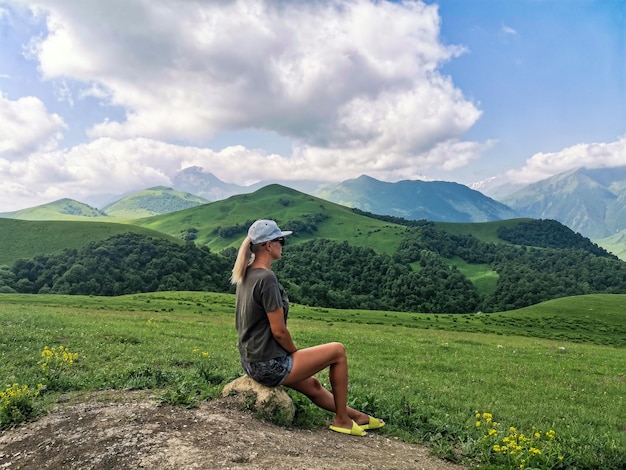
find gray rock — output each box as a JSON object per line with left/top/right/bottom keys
{"left": 222, "top": 375, "right": 295, "bottom": 424}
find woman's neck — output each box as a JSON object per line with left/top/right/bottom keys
{"left": 249, "top": 249, "right": 275, "bottom": 270}
{"left": 249, "top": 262, "right": 271, "bottom": 270}
{"left": 249, "top": 255, "right": 272, "bottom": 270}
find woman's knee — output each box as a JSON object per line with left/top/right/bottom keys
{"left": 310, "top": 376, "right": 323, "bottom": 391}
{"left": 307, "top": 377, "right": 327, "bottom": 399}
{"left": 329, "top": 342, "right": 347, "bottom": 360}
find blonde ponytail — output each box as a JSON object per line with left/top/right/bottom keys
{"left": 231, "top": 235, "right": 253, "bottom": 285}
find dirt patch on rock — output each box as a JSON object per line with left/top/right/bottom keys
{"left": 0, "top": 391, "right": 466, "bottom": 469}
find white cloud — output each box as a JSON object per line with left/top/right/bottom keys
{"left": 23, "top": 1, "right": 481, "bottom": 152}
{"left": 0, "top": 93, "right": 66, "bottom": 158}
{"left": 0, "top": 138, "right": 175, "bottom": 211}
{"left": 506, "top": 136, "right": 626, "bottom": 184}
{"left": 0, "top": 137, "right": 262, "bottom": 209}
{"left": 0, "top": 132, "right": 497, "bottom": 212}
{"left": 1, "top": 0, "right": 494, "bottom": 210}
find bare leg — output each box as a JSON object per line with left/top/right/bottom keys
{"left": 286, "top": 376, "right": 372, "bottom": 427}
{"left": 281, "top": 343, "right": 378, "bottom": 429}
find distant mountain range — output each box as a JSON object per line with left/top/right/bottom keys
{"left": 500, "top": 167, "right": 626, "bottom": 239}
{"left": 314, "top": 174, "right": 517, "bottom": 222}
{"left": 172, "top": 166, "right": 248, "bottom": 201}
{"left": 172, "top": 166, "right": 626, "bottom": 238}
{"left": 171, "top": 168, "right": 519, "bottom": 223}
{"left": 171, "top": 166, "right": 329, "bottom": 201}
{"left": 0, "top": 170, "right": 518, "bottom": 224}
{"left": 2, "top": 165, "right": 626, "bottom": 253}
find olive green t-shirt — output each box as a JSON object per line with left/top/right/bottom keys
{"left": 235, "top": 268, "right": 289, "bottom": 362}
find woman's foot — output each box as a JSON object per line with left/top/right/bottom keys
{"left": 331, "top": 416, "right": 355, "bottom": 431}
{"left": 356, "top": 414, "right": 385, "bottom": 430}
{"left": 329, "top": 420, "right": 367, "bottom": 436}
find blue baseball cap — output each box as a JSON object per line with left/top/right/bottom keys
{"left": 248, "top": 219, "right": 293, "bottom": 244}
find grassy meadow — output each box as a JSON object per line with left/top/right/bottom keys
{"left": 0, "top": 218, "right": 182, "bottom": 267}
{"left": 1, "top": 292, "right": 624, "bottom": 469}
{"left": 444, "top": 256, "right": 499, "bottom": 296}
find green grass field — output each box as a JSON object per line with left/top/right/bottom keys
{"left": 0, "top": 219, "right": 183, "bottom": 266}
{"left": 1, "top": 292, "right": 624, "bottom": 469}
{"left": 444, "top": 256, "right": 499, "bottom": 296}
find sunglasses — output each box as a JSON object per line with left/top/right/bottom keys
{"left": 271, "top": 237, "right": 285, "bottom": 246}
{"left": 252, "top": 237, "right": 285, "bottom": 247}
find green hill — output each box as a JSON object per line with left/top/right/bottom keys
{"left": 1, "top": 185, "right": 496, "bottom": 268}
{"left": 0, "top": 198, "right": 109, "bottom": 221}
{"left": 103, "top": 186, "right": 209, "bottom": 218}
{"left": 0, "top": 218, "right": 182, "bottom": 267}
{"left": 131, "top": 184, "right": 408, "bottom": 254}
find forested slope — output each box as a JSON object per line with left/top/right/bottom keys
{"left": 1, "top": 233, "right": 230, "bottom": 296}
{"left": 2, "top": 218, "right": 625, "bottom": 313}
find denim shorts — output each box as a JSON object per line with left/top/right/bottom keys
{"left": 241, "top": 355, "right": 293, "bottom": 387}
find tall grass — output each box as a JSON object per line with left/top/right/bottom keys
{"left": 1, "top": 292, "right": 624, "bottom": 469}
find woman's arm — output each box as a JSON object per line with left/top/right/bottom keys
{"left": 267, "top": 307, "right": 297, "bottom": 354}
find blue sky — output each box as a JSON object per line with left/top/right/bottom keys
{"left": 0, "top": 0, "right": 625, "bottom": 211}
{"left": 433, "top": 0, "right": 626, "bottom": 183}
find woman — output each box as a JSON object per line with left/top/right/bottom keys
{"left": 231, "top": 219, "right": 384, "bottom": 436}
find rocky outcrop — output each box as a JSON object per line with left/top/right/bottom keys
{"left": 222, "top": 375, "right": 295, "bottom": 424}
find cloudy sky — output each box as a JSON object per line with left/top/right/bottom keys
{"left": 0, "top": 0, "right": 624, "bottom": 211}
